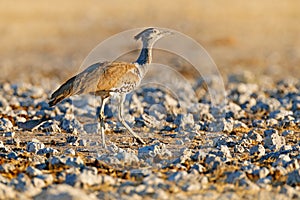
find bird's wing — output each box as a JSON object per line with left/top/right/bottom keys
{"left": 49, "top": 62, "right": 109, "bottom": 106}
{"left": 49, "top": 61, "right": 140, "bottom": 106}
{"left": 70, "top": 61, "right": 111, "bottom": 94}
{"left": 96, "top": 62, "right": 140, "bottom": 92}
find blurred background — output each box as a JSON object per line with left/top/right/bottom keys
{"left": 0, "top": 0, "right": 299, "bottom": 86}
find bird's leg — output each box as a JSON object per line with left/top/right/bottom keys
{"left": 98, "top": 97, "right": 109, "bottom": 148}
{"left": 118, "top": 94, "right": 145, "bottom": 145}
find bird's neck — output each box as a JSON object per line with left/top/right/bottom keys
{"left": 136, "top": 42, "right": 153, "bottom": 65}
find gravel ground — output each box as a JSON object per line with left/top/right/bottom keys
{"left": 1, "top": 1, "right": 299, "bottom": 199}
{"left": 0, "top": 72, "right": 299, "bottom": 200}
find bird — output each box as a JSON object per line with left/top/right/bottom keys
{"left": 48, "top": 27, "right": 172, "bottom": 148}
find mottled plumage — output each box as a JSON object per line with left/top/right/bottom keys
{"left": 49, "top": 28, "right": 171, "bottom": 148}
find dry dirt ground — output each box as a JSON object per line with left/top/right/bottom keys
{"left": 0, "top": 0, "right": 299, "bottom": 84}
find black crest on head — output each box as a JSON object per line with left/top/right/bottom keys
{"left": 134, "top": 27, "right": 155, "bottom": 40}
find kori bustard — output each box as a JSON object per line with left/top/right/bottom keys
{"left": 48, "top": 28, "right": 171, "bottom": 148}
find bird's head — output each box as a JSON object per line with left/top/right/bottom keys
{"left": 134, "top": 28, "right": 172, "bottom": 46}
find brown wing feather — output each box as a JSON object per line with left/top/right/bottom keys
{"left": 97, "top": 62, "right": 139, "bottom": 92}
{"left": 49, "top": 61, "right": 139, "bottom": 106}
{"left": 49, "top": 62, "right": 108, "bottom": 106}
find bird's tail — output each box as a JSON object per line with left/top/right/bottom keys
{"left": 48, "top": 76, "right": 77, "bottom": 107}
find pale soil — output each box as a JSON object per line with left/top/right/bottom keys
{"left": 0, "top": 0, "right": 299, "bottom": 85}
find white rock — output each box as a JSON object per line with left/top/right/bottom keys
{"left": 247, "top": 130, "right": 263, "bottom": 143}
{"left": 26, "top": 141, "right": 45, "bottom": 153}
{"left": 0, "top": 118, "right": 13, "bottom": 131}
{"left": 0, "top": 182, "right": 17, "bottom": 199}
{"left": 264, "top": 129, "right": 285, "bottom": 150}
{"left": 26, "top": 166, "right": 43, "bottom": 177}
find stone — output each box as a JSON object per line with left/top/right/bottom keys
{"left": 280, "top": 185, "right": 299, "bottom": 199}
{"left": 32, "top": 177, "right": 46, "bottom": 188}
{"left": 65, "top": 173, "right": 78, "bottom": 186}
{"left": 7, "top": 151, "right": 18, "bottom": 159}
{"left": 250, "top": 145, "right": 265, "bottom": 157}
{"left": 66, "top": 157, "right": 84, "bottom": 168}
{"left": 226, "top": 102, "right": 242, "bottom": 119}
{"left": 130, "top": 169, "right": 151, "bottom": 180}
{"left": 78, "top": 139, "right": 87, "bottom": 146}
{"left": 191, "top": 151, "right": 207, "bottom": 162}
{"left": 282, "top": 130, "right": 294, "bottom": 136}
{"left": 247, "top": 130, "right": 263, "bottom": 143}
{"left": 49, "top": 156, "right": 65, "bottom": 168}
{"left": 175, "top": 148, "right": 193, "bottom": 164}
{"left": 287, "top": 169, "right": 300, "bottom": 186}
{"left": 257, "top": 176, "right": 272, "bottom": 186}
{"left": 273, "top": 154, "right": 291, "bottom": 167}
{"left": 142, "top": 174, "right": 165, "bottom": 186}
{"left": 233, "top": 120, "right": 248, "bottom": 130}
{"left": 189, "top": 163, "right": 205, "bottom": 173}
{"left": 102, "top": 175, "right": 115, "bottom": 186}
{"left": 252, "top": 119, "right": 266, "bottom": 128}
{"left": 252, "top": 167, "right": 270, "bottom": 179}
{"left": 0, "top": 163, "right": 16, "bottom": 173}
{"left": 26, "top": 166, "right": 43, "bottom": 177}
{"left": 174, "top": 113, "right": 195, "bottom": 130}
{"left": 0, "top": 174, "right": 9, "bottom": 184}
{"left": 266, "top": 118, "right": 279, "bottom": 127}
{"left": 234, "top": 144, "right": 245, "bottom": 153}
{"left": 116, "top": 151, "right": 139, "bottom": 165}
{"left": 168, "top": 171, "right": 188, "bottom": 182}
{"left": 5, "top": 138, "right": 20, "bottom": 146}
{"left": 4, "top": 131, "right": 15, "bottom": 137}
{"left": 17, "top": 119, "right": 45, "bottom": 131}
{"left": 208, "top": 118, "right": 233, "bottom": 133}
{"left": 138, "top": 142, "right": 172, "bottom": 161}
{"left": 36, "top": 174, "right": 54, "bottom": 185}
{"left": 182, "top": 181, "right": 201, "bottom": 192}
{"left": 34, "top": 120, "right": 61, "bottom": 133}
{"left": 29, "top": 87, "right": 45, "bottom": 99}
{"left": 0, "top": 118, "right": 13, "bottom": 131}
{"left": 205, "top": 154, "right": 223, "bottom": 171}
{"left": 0, "top": 182, "right": 17, "bottom": 199}
{"left": 141, "top": 114, "right": 162, "bottom": 129}
{"left": 37, "top": 147, "right": 59, "bottom": 155}
{"left": 60, "top": 117, "right": 84, "bottom": 134}
{"left": 225, "top": 171, "right": 246, "bottom": 184}
{"left": 66, "top": 136, "right": 79, "bottom": 145}
{"left": 64, "top": 148, "right": 76, "bottom": 156}
{"left": 264, "top": 129, "right": 285, "bottom": 150}
{"left": 26, "top": 141, "right": 45, "bottom": 153}
{"left": 220, "top": 145, "right": 232, "bottom": 159}
{"left": 284, "top": 159, "right": 300, "bottom": 172}
{"left": 73, "top": 167, "right": 102, "bottom": 187}
{"left": 213, "top": 135, "right": 235, "bottom": 147}
{"left": 270, "top": 110, "right": 293, "bottom": 120}
{"left": 10, "top": 173, "right": 34, "bottom": 192}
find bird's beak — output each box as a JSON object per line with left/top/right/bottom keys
{"left": 160, "top": 30, "right": 173, "bottom": 36}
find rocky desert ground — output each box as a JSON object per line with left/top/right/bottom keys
{"left": 0, "top": 1, "right": 299, "bottom": 199}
